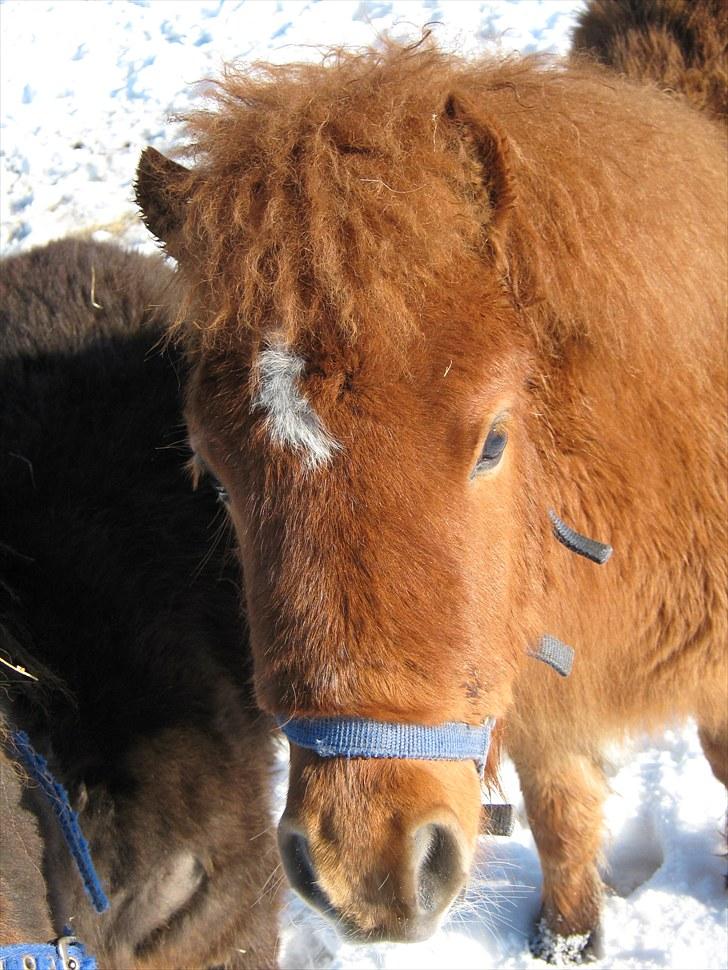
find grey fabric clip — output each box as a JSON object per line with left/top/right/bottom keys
{"left": 480, "top": 803, "right": 515, "bottom": 837}
{"left": 531, "top": 634, "right": 574, "bottom": 677}
{"left": 549, "top": 509, "right": 612, "bottom": 565}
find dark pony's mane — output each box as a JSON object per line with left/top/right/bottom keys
{"left": 0, "top": 239, "right": 280, "bottom": 966}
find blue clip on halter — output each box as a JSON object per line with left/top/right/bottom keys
{"left": 0, "top": 935, "right": 98, "bottom": 970}
{"left": 277, "top": 714, "right": 495, "bottom": 778}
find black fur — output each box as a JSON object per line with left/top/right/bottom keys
{"left": 0, "top": 239, "right": 279, "bottom": 969}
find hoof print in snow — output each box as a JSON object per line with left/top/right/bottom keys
{"left": 529, "top": 917, "right": 602, "bottom": 965}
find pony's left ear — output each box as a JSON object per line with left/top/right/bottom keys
{"left": 135, "top": 147, "right": 195, "bottom": 253}
{"left": 443, "top": 94, "right": 516, "bottom": 246}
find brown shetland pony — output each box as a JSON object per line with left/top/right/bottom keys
{"left": 135, "top": 0, "right": 727, "bottom": 961}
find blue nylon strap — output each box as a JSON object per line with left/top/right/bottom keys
{"left": 0, "top": 937, "right": 97, "bottom": 970}
{"left": 277, "top": 715, "right": 495, "bottom": 776}
{"left": 548, "top": 509, "right": 613, "bottom": 565}
{"left": 531, "top": 634, "right": 575, "bottom": 677}
{"left": 9, "top": 731, "right": 109, "bottom": 914}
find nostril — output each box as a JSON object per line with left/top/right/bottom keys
{"left": 278, "top": 827, "right": 333, "bottom": 916}
{"left": 413, "top": 823, "right": 464, "bottom": 916}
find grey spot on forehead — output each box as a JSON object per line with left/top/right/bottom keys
{"left": 251, "top": 339, "right": 341, "bottom": 470}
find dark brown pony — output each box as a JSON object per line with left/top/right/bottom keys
{"left": 135, "top": 0, "right": 727, "bottom": 961}
{"left": 0, "top": 240, "right": 280, "bottom": 969}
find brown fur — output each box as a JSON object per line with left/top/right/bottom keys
{"left": 0, "top": 240, "right": 280, "bottom": 968}
{"left": 0, "top": 721, "right": 54, "bottom": 946}
{"left": 572, "top": 0, "right": 728, "bottom": 118}
{"left": 136, "top": 2, "right": 728, "bottom": 957}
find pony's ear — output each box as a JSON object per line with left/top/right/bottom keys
{"left": 135, "top": 147, "right": 194, "bottom": 251}
{"left": 443, "top": 94, "right": 516, "bottom": 243}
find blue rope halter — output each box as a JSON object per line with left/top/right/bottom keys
{"left": 277, "top": 714, "right": 495, "bottom": 778}
{"left": 8, "top": 730, "right": 109, "bottom": 914}
{"left": 1, "top": 732, "right": 107, "bottom": 970}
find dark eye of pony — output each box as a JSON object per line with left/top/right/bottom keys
{"left": 193, "top": 454, "right": 229, "bottom": 505}
{"left": 474, "top": 424, "right": 508, "bottom": 475}
{"left": 210, "top": 476, "right": 229, "bottom": 505}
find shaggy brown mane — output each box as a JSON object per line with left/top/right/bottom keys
{"left": 172, "top": 41, "right": 502, "bottom": 352}
{"left": 162, "top": 39, "right": 724, "bottom": 372}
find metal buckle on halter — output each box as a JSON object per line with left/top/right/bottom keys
{"left": 57, "top": 936, "right": 80, "bottom": 970}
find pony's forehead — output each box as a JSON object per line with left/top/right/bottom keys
{"left": 251, "top": 338, "right": 341, "bottom": 470}
{"left": 241, "top": 324, "right": 527, "bottom": 467}
{"left": 187, "top": 314, "right": 527, "bottom": 473}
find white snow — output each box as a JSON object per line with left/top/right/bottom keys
{"left": 275, "top": 726, "right": 727, "bottom": 970}
{"left": 1, "top": 3, "right": 726, "bottom": 969}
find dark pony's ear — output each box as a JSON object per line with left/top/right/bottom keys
{"left": 443, "top": 94, "right": 516, "bottom": 257}
{"left": 135, "top": 147, "right": 194, "bottom": 252}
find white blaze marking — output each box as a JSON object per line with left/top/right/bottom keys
{"left": 252, "top": 339, "right": 341, "bottom": 469}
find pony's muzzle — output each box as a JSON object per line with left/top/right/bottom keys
{"left": 277, "top": 814, "right": 467, "bottom": 943}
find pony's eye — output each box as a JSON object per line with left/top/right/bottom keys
{"left": 192, "top": 453, "right": 229, "bottom": 504}
{"left": 474, "top": 425, "right": 508, "bottom": 474}
{"left": 210, "top": 477, "right": 229, "bottom": 505}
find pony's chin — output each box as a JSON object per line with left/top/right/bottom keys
{"left": 330, "top": 910, "right": 443, "bottom": 946}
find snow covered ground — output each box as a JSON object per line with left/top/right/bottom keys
{"left": 277, "top": 724, "right": 727, "bottom": 970}
{"left": 1, "top": 3, "right": 726, "bottom": 969}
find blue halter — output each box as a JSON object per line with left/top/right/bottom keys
{"left": 277, "top": 714, "right": 495, "bottom": 778}
{"left": 1, "top": 732, "right": 107, "bottom": 970}
{"left": 0, "top": 936, "right": 98, "bottom": 970}
{"left": 8, "top": 730, "right": 109, "bottom": 914}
